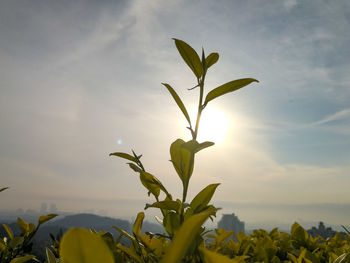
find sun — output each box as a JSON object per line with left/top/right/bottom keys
{"left": 194, "top": 107, "right": 229, "bottom": 143}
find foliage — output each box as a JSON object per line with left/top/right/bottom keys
{"left": 0, "top": 214, "right": 57, "bottom": 263}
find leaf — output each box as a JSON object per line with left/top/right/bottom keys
{"left": 200, "top": 248, "right": 244, "bottom": 263}
{"left": 145, "top": 200, "right": 180, "bottom": 211}
{"left": 160, "top": 206, "right": 218, "bottom": 263}
{"left": 9, "top": 237, "right": 24, "bottom": 249}
{"left": 10, "top": 255, "right": 36, "bottom": 263}
{"left": 203, "top": 78, "right": 259, "bottom": 107}
{"left": 132, "top": 212, "right": 144, "bottom": 237}
{"left": 334, "top": 253, "right": 349, "bottom": 263}
{"left": 163, "top": 211, "right": 181, "bottom": 236}
{"left": 173, "top": 38, "right": 203, "bottom": 78}
{"left": 139, "top": 171, "right": 161, "bottom": 198}
{"left": 190, "top": 183, "right": 220, "bottom": 212}
{"left": 0, "top": 187, "right": 9, "bottom": 192}
{"left": 170, "top": 139, "right": 193, "bottom": 183}
{"left": 116, "top": 244, "right": 142, "bottom": 263}
{"left": 162, "top": 83, "right": 191, "bottom": 125}
{"left": 46, "top": 247, "right": 57, "bottom": 263}
{"left": 182, "top": 140, "right": 214, "bottom": 154}
{"left": 109, "top": 152, "right": 138, "bottom": 163}
{"left": 3, "top": 224, "right": 14, "bottom": 239}
{"left": 60, "top": 228, "right": 114, "bottom": 263}
{"left": 205, "top": 53, "right": 219, "bottom": 68}
{"left": 138, "top": 234, "right": 164, "bottom": 257}
{"left": 38, "top": 214, "right": 58, "bottom": 226}
{"left": 112, "top": 226, "right": 136, "bottom": 242}
{"left": 128, "top": 163, "right": 142, "bottom": 172}
{"left": 17, "top": 218, "right": 35, "bottom": 236}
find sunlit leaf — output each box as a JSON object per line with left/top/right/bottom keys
{"left": 145, "top": 200, "right": 180, "bottom": 211}
{"left": 132, "top": 212, "right": 144, "bottom": 237}
{"left": 46, "top": 247, "right": 57, "bottom": 263}
{"left": 173, "top": 38, "right": 203, "bottom": 78}
{"left": 3, "top": 224, "right": 14, "bottom": 239}
{"left": 170, "top": 139, "right": 193, "bottom": 183}
{"left": 162, "top": 83, "right": 191, "bottom": 126}
{"left": 60, "top": 228, "right": 114, "bottom": 263}
{"left": 138, "top": 234, "right": 164, "bottom": 257}
{"left": 160, "top": 206, "right": 217, "bottom": 263}
{"left": 109, "top": 152, "right": 138, "bottom": 163}
{"left": 190, "top": 183, "right": 220, "bottom": 212}
{"left": 205, "top": 53, "right": 219, "bottom": 69}
{"left": 182, "top": 140, "right": 214, "bottom": 154}
{"left": 10, "top": 255, "right": 36, "bottom": 263}
{"left": 140, "top": 171, "right": 161, "bottom": 198}
{"left": 204, "top": 78, "right": 259, "bottom": 107}
{"left": 38, "top": 214, "right": 58, "bottom": 226}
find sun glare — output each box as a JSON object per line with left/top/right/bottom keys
{"left": 194, "top": 107, "right": 229, "bottom": 143}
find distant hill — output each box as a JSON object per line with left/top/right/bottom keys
{"left": 48, "top": 213, "right": 130, "bottom": 233}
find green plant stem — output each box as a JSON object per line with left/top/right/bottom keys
{"left": 193, "top": 77, "right": 205, "bottom": 140}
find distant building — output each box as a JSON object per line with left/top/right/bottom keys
{"left": 218, "top": 213, "right": 245, "bottom": 236}
{"left": 40, "top": 202, "right": 47, "bottom": 213}
{"left": 307, "top": 221, "right": 344, "bottom": 239}
{"left": 49, "top": 203, "right": 58, "bottom": 213}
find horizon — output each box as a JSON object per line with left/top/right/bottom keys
{"left": 1, "top": 0, "right": 350, "bottom": 226}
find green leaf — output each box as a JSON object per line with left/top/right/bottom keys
{"left": 139, "top": 171, "right": 161, "bottom": 198}
{"left": 160, "top": 206, "right": 218, "bottom": 263}
{"left": 0, "top": 187, "right": 9, "bottom": 192}
{"left": 205, "top": 53, "right": 219, "bottom": 69}
{"left": 38, "top": 214, "right": 58, "bottom": 226}
{"left": 334, "top": 253, "right": 349, "bottom": 263}
{"left": 182, "top": 140, "right": 214, "bottom": 154}
{"left": 60, "top": 228, "right": 114, "bottom": 263}
{"left": 200, "top": 248, "right": 244, "bottom": 263}
{"left": 170, "top": 139, "right": 193, "bottom": 183}
{"left": 162, "top": 83, "right": 191, "bottom": 126}
{"left": 163, "top": 211, "right": 181, "bottom": 236}
{"left": 9, "top": 237, "right": 24, "bottom": 249}
{"left": 173, "top": 38, "right": 203, "bottom": 78}
{"left": 132, "top": 212, "right": 144, "bottom": 237}
{"left": 145, "top": 200, "right": 180, "bottom": 211}
{"left": 46, "top": 247, "right": 57, "bottom": 263}
{"left": 3, "top": 224, "right": 14, "bottom": 239}
{"left": 204, "top": 78, "right": 259, "bottom": 107}
{"left": 109, "top": 152, "right": 138, "bottom": 163}
{"left": 116, "top": 244, "right": 142, "bottom": 263}
{"left": 112, "top": 226, "right": 136, "bottom": 242}
{"left": 128, "top": 163, "right": 142, "bottom": 172}
{"left": 190, "top": 183, "right": 220, "bottom": 212}
{"left": 10, "top": 255, "right": 36, "bottom": 263}
{"left": 17, "top": 218, "right": 35, "bottom": 236}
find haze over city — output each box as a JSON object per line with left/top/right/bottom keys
{"left": 1, "top": 0, "right": 350, "bottom": 227}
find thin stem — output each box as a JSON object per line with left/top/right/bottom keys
{"left": 193, "top": 75, "right": 205, "bottom": 140}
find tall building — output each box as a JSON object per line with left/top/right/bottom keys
{"left": 218, "top": 213, "right": 245, "bottom": 235}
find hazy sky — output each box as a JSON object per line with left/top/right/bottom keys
{"left": 1, "top": 0, "right": 350, "bottom": 226}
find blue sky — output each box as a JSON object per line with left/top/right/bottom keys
{"left": 1, "top": 0, "right": 349, "bottom": 226}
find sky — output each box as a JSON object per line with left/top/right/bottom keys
{"left": 1, "top": 0, "right": 350, "bottom": 227}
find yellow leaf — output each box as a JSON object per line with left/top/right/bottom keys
{"left": 60, "top": 228, "right": 114, "bottom": 263}
{"left": 160, "top": 206, "right": 217, "bottom": 263}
